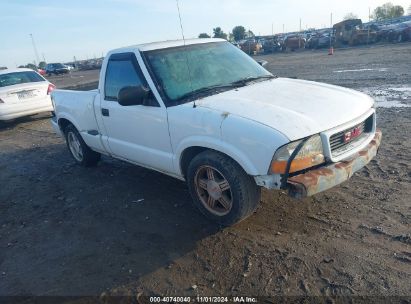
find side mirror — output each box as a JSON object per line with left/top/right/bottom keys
{"left": 118, "top": 85, "right": 150, "bottom": 106}
{"left": 257, "top": 60, "right": 268, "bottom": 67}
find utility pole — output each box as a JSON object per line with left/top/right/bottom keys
{"left": 367, "top": 7, "right": 371, "bottom": 45}
{"left": 29, "top": 34, "right": 40, "bottom": 66}
{"left": 330, "top": 13, "right": 333, "bottom": 49}
{"left": 272, "top": 23, "right": 274, "bottom": 37}
{"left": 299, "top": 18, "right": 302, "bottom": 49}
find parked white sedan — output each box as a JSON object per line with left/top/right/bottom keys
{"left": 0, "top": 68, "right": 55, "bottom": 120}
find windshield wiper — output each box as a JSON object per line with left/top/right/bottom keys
{"left": 174, "top": 75, "right": 277, "bottom": 104}
{"left": 175, "top": 83, "right": 245, "bottom": 103}
{"left": 230, "top": 74, "right": 277, "bottom": 86}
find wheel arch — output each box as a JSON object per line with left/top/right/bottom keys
{"left": 177, "top": 139, "right": 260, "bottom": 179}
{"left": 58, "top": 117, "right": 72, "bottom": 133}
{"left": 180, "top": 146, "right": 209, "bottom": 179}
{"left": 57, "top": 114, "right": 81, "bottom": 134}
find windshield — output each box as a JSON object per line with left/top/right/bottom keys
{"left": 143, "top": 41, "right": 272, "bottom": 105}
{"left": 0, "top": 71, "right": 44, "bottom": 88}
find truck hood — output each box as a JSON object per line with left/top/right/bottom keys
{"left": 196, "top": 78, "right": 374, "bottom": 140}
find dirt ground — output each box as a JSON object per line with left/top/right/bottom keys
{"left": 0, "top": 43, "right": 410, "bottom": 300}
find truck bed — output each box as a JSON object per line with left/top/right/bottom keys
{"left": 52, "top": 89, "right": 106, "bottom": 153}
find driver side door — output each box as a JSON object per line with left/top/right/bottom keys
{"left": 99, "top": 52, "right": 174, "bottom": 173}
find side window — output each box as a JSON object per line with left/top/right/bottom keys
{"left": 104, "top": 58, "right": 143, "bottom": 101}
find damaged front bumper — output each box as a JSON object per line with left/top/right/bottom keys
{"left": 287, "top": 129, "right": 382, "bottom": 198}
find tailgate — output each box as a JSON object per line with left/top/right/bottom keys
{"left": 52, "top": 89, "right": 100, "bottom": 132}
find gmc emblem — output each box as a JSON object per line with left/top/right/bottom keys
{"left": 344, "top": 126, "right": 362, "bottom": 143}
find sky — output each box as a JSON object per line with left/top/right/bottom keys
{"left": 1, "top": 0, "right": 410, "bottom": 68}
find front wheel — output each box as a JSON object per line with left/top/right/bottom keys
{"left": 187, "top": 150, "right": 261, "bottom": 226}
{"left": 64, "top": 124, "right": 101, "bottom": 167}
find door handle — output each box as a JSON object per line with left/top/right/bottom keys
{"left": 102, "top": 108, "right": 109, "bottom": 117}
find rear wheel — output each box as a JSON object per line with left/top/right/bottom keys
{"left": 187, "top": 150, "right": 261, "bottom": 226}
{"left": 64, "top": 124, "right": 100, "bottom": 167}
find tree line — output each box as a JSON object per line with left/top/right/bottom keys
{"left": 344, "top": 2, "right": 409, "bottom": 21}
{"left": 198, "top": 26, "right": 254, "bottom": 42}
{"left": 18, "top": 61, "right": 47, "bottom": 70}
{"left": 200, "top": 2, "right": 411, "bottom": 41}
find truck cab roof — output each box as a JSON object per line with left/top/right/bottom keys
{"left": 109, "top": 38, "right": 225, "bottom": 54}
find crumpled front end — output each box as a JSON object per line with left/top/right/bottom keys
{"left": 286, "top": 129, "right": 382, "bottom": 198}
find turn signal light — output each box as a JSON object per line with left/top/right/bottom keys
{"left": 270, "top": 154, "right": 324, "bottom": 174}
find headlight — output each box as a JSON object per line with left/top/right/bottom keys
{"left": 269, "top": 134, "right": 325, "bottom": 174}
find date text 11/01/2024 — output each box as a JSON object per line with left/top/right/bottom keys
{"left": 149, "top": 296, "right": 258, "bottom": 302}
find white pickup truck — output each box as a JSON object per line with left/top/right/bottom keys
{"left": 51, "top": 38, "right": 382, "bottom": 225}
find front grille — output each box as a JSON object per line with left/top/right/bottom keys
{"left": 329, "top": 115, "right": 373, "bottom": 156}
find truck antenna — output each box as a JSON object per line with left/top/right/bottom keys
{"left": 175, "top": 0, "right": 196, "bottom": 108}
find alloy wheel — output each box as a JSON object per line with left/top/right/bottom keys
{"left": 67, "top": 131, "right": 83, "bottom": 162}
{"left": 194, "top": 165, "right": 233, "bottom": 216}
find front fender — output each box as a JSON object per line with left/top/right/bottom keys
{"left": 174, "top": 136, "right": 261, "bottom": 176}
{"left": 221, "top": 115, "right": 289, "bottom": 175}
{"left": 168, "top": 104, "right": 289, "bottom": 177}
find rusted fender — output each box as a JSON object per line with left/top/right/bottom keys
{"left": 287, "top": 129, "right": 382, "bottom": 199}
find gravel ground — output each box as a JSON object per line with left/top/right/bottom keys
{"left": 0, "top": 43, "right": 410, "bottom": 300}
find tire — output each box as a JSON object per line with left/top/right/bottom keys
{"left": 64, "top": 124, "right": 100, "bottom": 167}
{"left": 187, "top": 150, "right": 261, "bottom": 226}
